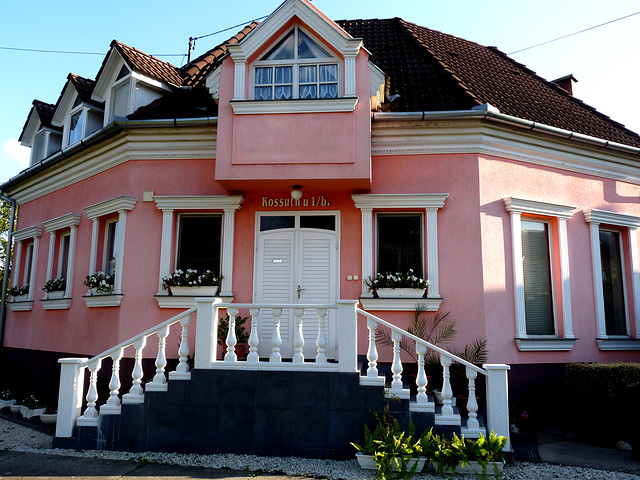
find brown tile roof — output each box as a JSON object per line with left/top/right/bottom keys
{"left": 338, "top": 18, "right": 640, "bottom": 148}
{"left": 128, "top": 85, "right": 218, "bottom": 120}
{"left": 181, "top": 22, "right": 259, "bottom": 87}
{"left": 32, "top": 100, "right": 57, "bottom": 128}
{"left": 68, "top": 73, "right": 96, "bottom": 103}
{"left": 111, "top": 40, "right": 184, "bottom": 87}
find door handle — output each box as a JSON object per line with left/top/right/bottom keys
{"left": 297, "top": 284, "right": 306, "bottom": 299}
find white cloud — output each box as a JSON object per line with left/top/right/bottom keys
{"left": 4, "top": 139, "right": 30, "bottom": 166}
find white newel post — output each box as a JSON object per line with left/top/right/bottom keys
{"left": 194, "top": 297, "right": 221, "bottom": 368}
{"left": 484, "top": 364, "right": 511, "bottom": 450}
{"left": 337, "top": 300, "right": 359, "bottom": 373}
{"left": 56, "top": 358, "right": 88, "bottom": 438}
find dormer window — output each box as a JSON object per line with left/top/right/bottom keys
{"left": 65, "top": 95, "right": 103, "bottom": 147}
{"left": 253, "top": 27, "right": 339, "bottom": 100}
{"left": 29, "top": 128, "right": 62, "bottom": 165}
{"left": 111, "top": 66, "right": 131, "bottom": 118}
{"left": 68, "top": 108, "right": 84, "bottom": 146}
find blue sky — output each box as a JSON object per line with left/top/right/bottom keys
{"left": 1, "top": 0, "right": 639, "bottom": 184}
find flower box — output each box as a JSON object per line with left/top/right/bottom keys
{"left": 170, "top": 285, "right": 218, "bottom": 296}
{"left": 40, "top": 413, "right": 57, "bottom": 424}
{"left": 20, "top": 406, "right": 45, "bottom": 419}
{"left": 45, "top": 290, "right": 65, "bottom": 299}
{"left": 88, "top": 287, "right": 113, "bottom": 295}
{"left": 9, "top": 403, "right": 21, "bottom": 414}
{"left": 377, "top": 288, "right": 426, "bottom": 298}
{"left": 0, "top": 399, "right": 15, "bottom": 409}
{"left": 11, "top": 294, "right": 28, "bottom": 302}
{"left": 355, "top": 453, "right": 427, "bottom": 472}
{"left": 455, "top": 461, "right": 505, "bottom": 476}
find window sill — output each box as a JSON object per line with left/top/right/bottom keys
{"left": 597, "top": 338, "right": 640, "bottom": 351}
{"left": 41, "top": 298, "right": 72, "bottom": 310}
{"left": 8, "top": 301, "right": 33, "bottom": 312}
{"left": 230, "top": 97, "right": 359, "bottom": 115}
{"left": 155, "top": 294, "right": 233, "bottom": 309}
{"left": 515, "top": 337, "right": 577, "bottom": 351}
{"left": 360, "top": 297, "right": 442, "bottom": 312}
{"left": 83, "top": 294, "right": 122, "bottom": 308}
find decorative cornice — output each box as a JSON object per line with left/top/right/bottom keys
{"left": 84, "top": 196, "right": 138, "bottom": 219}
{"left": 153, "top": 195, "right": 244, "bottom": 212}
{"left": 504, "top": 197, "right": 577, "bottom": 220}
{"left": 13, "top": 226, "right": 43, "bottom": 241}
{"left": 360, "top": 298, "right": 442, "bottom": 312}
{"left": 352, "top": 193, "right": 448, "bottom": 210}
{"left": 584, "top": 209, "right": 640, "bottom": 228}
{"left": 83, "top": 294, "right": 123, "bottom": 307}
{"left": 597, "top": 338, "right": 640, "bottom": 351}
{"left": 43, "top": 213, "right": 82, "bottom": 232}
{"left": 515, "top": 337, "right": 577, "bottom": 351}
{"left": 231, "top": 97, "right": 358, "bottom": 115}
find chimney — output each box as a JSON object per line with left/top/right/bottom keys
{"left": 551, "top": 74, "right": 578, "bottom": 96}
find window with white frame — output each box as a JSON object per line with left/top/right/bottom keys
{"left": 584, "top": 209, "right": 640, "bottom": 350}
{"left": 28, "top": 128, "right": 62, "bottom": 166}
{"left": 65, "top": 96, "right": 104, "bottom": 147}
{"left": 504, "top": 197, "right": 577, "bottom": 351}
{"left": 23, "top": 242, "right": 34, "bottom": 287}
{"left": 253, "top": 27, "right": 339, "bottom": 101}
{"left": 84, "top": 196, "right": 137, "bottom": 306}
{"left": 353, "top": 194, "right": 447, "bottom": 311}
{"left": 110, "top": 65, "right": 131, "bottom": 118}
{"left": 153, "top": 195, "right": 244, "bottom": 308}
{"left": 10, "top": 226, "right": 43, "bottom": 307}
{"left": 42, "top": 213, "right": 81, "bottom": 307}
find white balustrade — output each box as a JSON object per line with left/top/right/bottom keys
{"left": 224, "top": 307, "right": 239, "bottom": 362}
{"left": 247, "top": 307, "right": 260, "bottom": 362}
{"left": 170, "top": 313, "right": 192, "bottom": 380}
{"left": 293, "top": 308, "right": 305, "bottom": 363}
{"left": 77, "top": 359, "right": 102, "bottom": 426}
{"left": 315, "top": 308, "right": 327, "bottom": 364}
{"left": 461, "top": 366, "right": 481, "bottom": 436}
{"left": 270, "top": 307, "right": 283, "bottom": 362}
{"left": 387, "top": 330, "right": 410, "bottom": 399}
{"left": 101, "top": 348, "right": 124, "bottom": 415}
{"left": 410, "top": 342, "right": 434, "bottom": 412}
{"left": 146, "top": 325, "right": 170, "bottom": 391}
{"left": 123, "top": 337, "right": 147, "bottom": 404}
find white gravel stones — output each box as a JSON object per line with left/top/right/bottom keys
{"left": 1, "top": 417, "right": 638, "bottom": 479}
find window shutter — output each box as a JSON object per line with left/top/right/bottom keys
{"left": 521, "top": 221, "right": 554, "bottom": 335}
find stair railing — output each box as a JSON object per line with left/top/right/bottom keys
{"left": 56, "top": 306, "right": 196, "bottom": 438}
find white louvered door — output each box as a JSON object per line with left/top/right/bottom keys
{"left": 255, "top": 214, "right": 338, "bottom": 359}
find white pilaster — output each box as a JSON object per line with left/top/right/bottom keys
{"left": 558, "top": 218, "right": 574, "bottom": 337}
{"left": 344, "top": 55, "right": 356, "bottom": 97}
{"left": 588, "top": 221, "right": 607, "bottom": 338}
{"left": 65, "top": 225, "right": 78, "bottom": 298}
{"left": 510, "top": 211, "right": 527, "bottom": 337}
{"left": 426, "top": 208, "right": 439, "bottom": 298}
{"left": 27, "top": 236, "right": 39, "bottom": 301}
{"left": 629, "top": 228, "right": 640, "bottom": 338}
{"left": 337, "top": 300, "right": 359, "bottom": 373}
{"left": 360, "top": 208, "right": 373, "bottom": 297}
{"left": 158, "top": 210, "right": 174, "bottom": 294}
{"left": 234, "top": 62, "right": 246, "bottom": 100}
{"left": 113, "top": 210, "right": 128, "bottom": 295}
{"left": 12, "top": 242, "right": 22, "bottom": 287}
{"left": 46, "top": 233, "right": 56, "bottom": 281}
{"left": 220, "top": 207, "right": 237, "bottom": 297}
{"left": 89, "top": 219, "right": 99, "bottom": 275}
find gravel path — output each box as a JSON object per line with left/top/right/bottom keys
{"left": 1, "top": 417, "right": 639, "bottom": 479}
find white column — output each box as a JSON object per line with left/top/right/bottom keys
{"left": 588, "top": 221, "right": 607, "bottom": 338}
{"left": 27, "top": 236, "right": 39, "bottom": 301}
{"left": 46, "top": 232, "right": 56, "bottom": 281}
{"left": 337, "top": 300, "right": 359, "bottom": 373}
{"left": 344, "top": 55, "right": 356, "bottom": 96}
{"left": 484, "top": 364, "right": 511, "bottom": 451}
{"left": 113, "top": 210, "right": 127, "bottom": 295}
{"left": 510, "top": 211, "right": 527, "bottom": 337}
{"left": 194, "top": 298, "right": 222, "bottom": 369}
{"left": 55, "top": 358, "right": 88, "bottom": 438}
{"left": 12, "top": 242, "right": 22, "bottom": 287}
{"left": 426, "top": 207, "right": 440, "bottom": 298}
{"left": 89, "top": 219, "right": 99, "bottom": 275}
{"left": 558, "top": 218, "right": 574, "bottom": 338}
{"left": 629, "top": 227, "right": 640, "bottom": 338}
{"left": 220, "top": 207, "right": 237, "bottom": 297}
{"left": 65, "top": 225, "right": 77, "bottom": 298}
{"left": 158, "top": 210, "right": 174, "bottom": 294}
{"left": 233, "top": 62, "right": 246, "bottom": 100}
{"left": 360, "top": 208, "right": 373, "bottom": 297}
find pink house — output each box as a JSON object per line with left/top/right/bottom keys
{"left": 2, "top": 0, "right": 640, "bottom": 457}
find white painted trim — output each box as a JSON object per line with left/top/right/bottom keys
{"left": 352, "top": 194, "right": 449, "bottom": 210}
{"left": 515, "top": 338, "right": 577, "bottom": 351}
{"left": 12, "top": 242, "right": 21, "bottom": 288}
{"left": 8, "top": 301, "right": 33, "bottom": 312}
{"left": 584, "top": 209, "right": 640, "bottom": 229}
{"left": 360, "top": 298, "right": 442, "bottom": 312}
{"left": 426, "top": 208, "right": 440, "bottom": 298}
{"left": 46, "top": 232, "right": 56, "bottom": 282}
{"left": 27, "top": 236, "right": 39, "bottom": 301}
{"left": 558, "top": 218, "right": 574, "bottom": 338}
{"left": 504, "top": 197, "right": 576, "bottom": 219}
{"left": 43, "top": 213, "right": 81, "bottom": 232}
{"left": 233, "top": 62, "right": 246, "bottom": 100}
{"left": 344, "top": 55, "right": 356, "bottom": 97}
{"left": 84, "top": 196, "right": 138, "bottom": 219}
{"left": 220, "top": 207, "right": 236, "bottom": 297}
{"left": 231, "top": 97, "right": 358, "bottom": 115}
{"left": 359, "top": 207, "right": 373, "bottom": 298}
{"left": 41, "top": 298, "right": 72, "bottom": 310}
{"left": 113, "top": 211, "right": 127, "bottom": 295}
{"left": 155, "top": 295, "right": 232, "bottom": 309}
{"left": 158, "top": 210, "right": 173, "bottom": 293}
{"left": 630, "top": 228, "right": 640, "bottom": 339}
{"left": 597, "top": 338, "right": 640, "bottom": 350}
{"left": 153, "top": 195, "right": 244, "bottom": 211}
{"left": 13, "top": 226, "right": 43, "bottom": 242}
{"left": 83, "top": 294, "right": 123, "bottom": 307}
{"left": 89, "top": 219, "right": 99, "bottom": 275}
{"left": 65, "top": 225, "right": 77, "bottom": 297}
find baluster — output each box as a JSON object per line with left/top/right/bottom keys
{"left": 247, "top": 308, "right": 260, "bottom": 362}
{"left": 315, "top": 308, "right": 327, "bottom": 364}
{"left": 461, "top": 366, "right": 481, "bottom": 436}
{"left": 410, "top": 342, "right": 435, "bottom": 412}
{"left": 293, "top": 308, "right": 305, "bottom": 363}
{"left": 147, "top": 325, "right": 169, "bottom": 391}
{"left": 270, "top": 308, "right": 282, "bottom": 362}
{"left": 170, "top": 313, "right": 192, "bottom": 380}
{"left": 386, "top": 330, "right": 410, "bottom": 399}
{"left": 435, "top": 354, "right": 460, "bottom": 425}
{"left": 77, "top": 358, "right": 102, "bottom": 425}
{"left": 225, "top": 308, "right": 238, "bottom": 362}
{"left": 361, "top": 318, "right": 385, "bottom": 385}
{"left": 123, "top": 337, "right": 146, "bottom": 404}
{"left": 101, "top": 348, "right": 123, "bottom": 414}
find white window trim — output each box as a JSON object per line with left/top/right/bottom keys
{"left": 153, "top": 195, "right": 244, "bottom": 308}
{"left": 84, "top": 196, "right": 138, "bottom": 306}
{"left": 504, "top": 197, "right": 577, "bottom": 351}
{"left": 42, "top": 213, "right": 81, "bottom": 308}
{"left": 352, "top": 194, "right": 447, "bottom": 311}
{"left": 11, "top": 226, "right": 43, "bottom": 308}
{"left": 109, "top": 75, "right": 133, "bottom": 119}
{"left": 230, "top": 97, "right": 358, "bottom": 115}
{"left": 584, "top": 208, "right": 640, "bottom": 350}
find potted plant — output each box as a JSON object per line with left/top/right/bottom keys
{"left": 40, "top": 406, "right": 58, "bottom": 424}
{"left": 0, "top": 389, "right": 16, "bottom": 409}
{"left": 9, "top": 285, "right": 29, "bottom": 301}
{"left": 42, "top": 278, "right": 66, "bottom": 299}
{"left": 162, "top": 269, "right": 221, "bottom": 296}
{"left": 20, "top": 395, "right": 45, "bottom": 419}
{"left": 84, "top": 271, "right": 114, "bottom": 295}
{"left": 218, "top": 313, "right": 250, "bottom": 359}
{"left": 364, "top": 270, "right": 428, "bottom": 298}
{"left": 9, "top": 398, "right": 22, "bottom": 414}
{"left": 351, "top": 403, "right": 428, "bottom": 476}
{"left": 433, "top": 431, "right": 507, "bottom": 477}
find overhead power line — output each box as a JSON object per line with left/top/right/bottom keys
{"left": 508, "top": 11, "right": 640, "bottom": 55}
